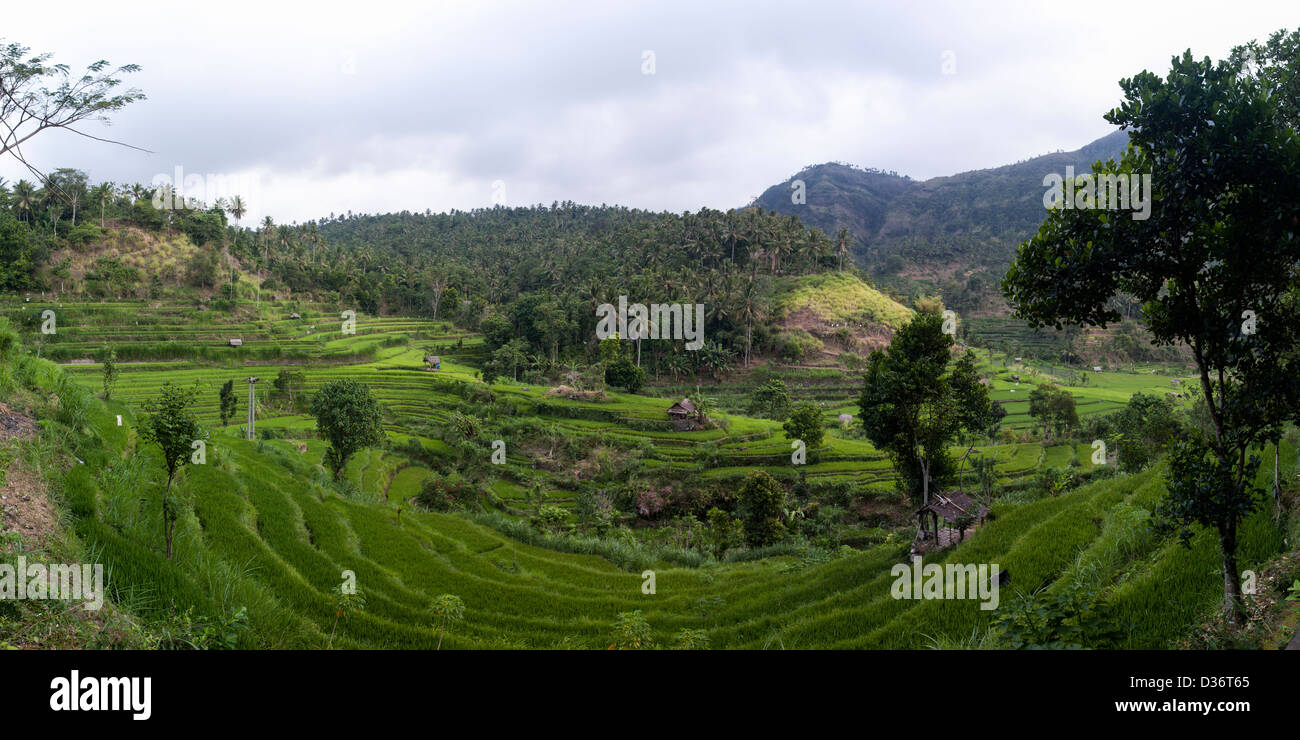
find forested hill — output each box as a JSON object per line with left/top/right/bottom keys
{"left": 314, "top": 202, "right": 847, "bottom": 311}
{"left": 311, "top": 203, "right": 897, "bottom": 377}
{"left": 748, "top": 130, "right": 1131, "bottom": 308}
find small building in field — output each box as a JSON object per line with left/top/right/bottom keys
{"left": 915, "top": 490, "right": 990, "bottom": 551}
{"left": 228, "top": 338, "right": 243, "bottom": 347}
{"left": 667, "top": 398, "right": 702, "bottom": 431}
{"left": 290, "top": 312, "right": 301, "bottom": 319}
{"left": 1092, "top": 366, "right": 1103, "bottom": 372}
{"left": 1171, "top": 378, "right": 1182, "bottom": 386}
{"left": 425, "top": 355, "right": 441, "bottom": 371}
{"left": 667, "top": 398, "right": 696, "bottom": 418}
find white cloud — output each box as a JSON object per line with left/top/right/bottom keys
{"left": 2, "top": 0, "right": 1295, "bottom": 222}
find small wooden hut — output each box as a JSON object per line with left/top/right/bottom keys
{"left": 667, "top": 398, "right": 699, "bottom": 431}
{"left": 915, "top": 490, "right": 990, "bottom": 550}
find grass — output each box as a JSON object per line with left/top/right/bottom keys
{"left": 6, "top": 295, "right": 1290, "bottom": 649}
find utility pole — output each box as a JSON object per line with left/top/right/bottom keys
{"left": 246, "top": 377, "right": 258, "bottom": 441}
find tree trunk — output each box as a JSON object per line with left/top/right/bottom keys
{"left": 163, "top": 469, "right": 176, "bottom": 559}
{"left": 920, "top": 457, "right": 931, "bottom": 507}
{"left": 1220, "top": 526, "right": 1243, "bottom": 626}
{"left": 1275, "top": 443, "right": 1282, "bottom": 521}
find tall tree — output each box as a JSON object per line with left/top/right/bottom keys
{"left": 1027, "top": 383, "right": 1077, "bottom": 442}
{"left": 310, "top": 379, "right": 385, "bottom": 480}
{"left": 137, "top": 381, "right": 205, "bottom": 559}
{"left": 1002, "top": 48, "right": 1300, "bottom": 625}
{"left": 100, "top": 347, "right": 118, "bottom": 400}
{"left": 218, "top": 379, "right": 237, "bottom": 427}
{"left": 225, "top": 195, "right": 246, "bottom": 226}
{"left": 737, "top": 471, "right": 787, "bottom": 547}
{"left": 90, "top": 181, "right": 113, "bottom": 227}
{"left": 10, "top": 179, "right": 34, "bottom": 222}
{"left": 858, "top": 311, "right": 994, "bottom": 508}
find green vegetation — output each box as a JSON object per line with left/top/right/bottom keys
{"left": 858, "top": 312, "right": 995, "bottom": 507}
{"left": 782, "top": 402, "right": 825, "bottom": 450}
{"left": 310, "top": 379, "right": 385, "bottom": 480}
{"left": 1, "top": 30, "right": 1297, "bottom": 654}
{"left": 1004, "top": 43, "right": 1300, "bottom": 626}
{"left": 137, "top": 381, "right": 206, "bottom": 559}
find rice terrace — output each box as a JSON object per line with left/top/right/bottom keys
{"left": 2, "top": 4, "right": 1299, "bottom": 666}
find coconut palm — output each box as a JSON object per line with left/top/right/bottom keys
{"left": 91, "top": 182, "right": 114, "bottom": 226}
{"left": 735, "top": 275, "right": 768, "bottom": 368}
{"left": 836, "top": 228, "right": 852, "bottom": 272}
{"left": 11, "top": 180, "right": 35, "bottom": 223}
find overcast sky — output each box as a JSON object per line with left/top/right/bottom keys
{"left": 2, "top": 0, "right": 1295, "bottom": 225}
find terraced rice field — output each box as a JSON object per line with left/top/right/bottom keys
{"left": 68, "top": 391, "right": 1290, "bottom": 648}
{"left": 0, "top": 295, "right": 1198, "bottom": 510}
{"left": 11, "top": 296, "right": 1277, "bottom": 648}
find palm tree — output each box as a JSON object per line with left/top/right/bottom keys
{"left": 808, "top": 229, "right": 833, "bottom": 273}
{"left": 226, "top": 195, "right": 247, "bottom": 226}
{"left": 723, "top": 211, "right": 742, "bottom": 262}
{"left": 91, "top": 182, "right": 114, "bottom": 227}
{"left": 836, "top": 228, "right": 852, "bottom": 272}
{"left": 735, "top": 275, "right": 767, "bottom": 368}
{"left": 11, "top": 180, "right": 35, "bottom": 223}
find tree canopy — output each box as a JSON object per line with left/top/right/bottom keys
{"left": 310, "top": 379, "right": 385, "bottom": 480}
{"left": 1002, "top": 47, "right": 1300, "bottom": 624}
{"left": 858, "top": 311, "right": 994, "bottom": 508}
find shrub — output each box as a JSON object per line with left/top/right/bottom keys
{"left": 673, "top": 628, "right": 710, "bottom": 650}
{"left": 611, "top": 610, "right": 653, "bottom": 649}
{"left": 993, "top": 582, "right": 1128, "bottom": 649}
{"left": 748, "top": 378, "right": 791, "bottom": 420}
{"left": 738, "top": 471, "right": 787, "bottom": 547}
{"left": 775, "top": 330, "right": 823, "bottom": 362}
{"left": 604, "top": 356, "right": 646, "bottom": 393}
{"left": 782, "top": 402, "right": 825, "bottom": 449}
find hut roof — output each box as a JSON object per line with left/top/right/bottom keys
{"left": 916, "top": 490, "right": 989, "bottom": 522}
{"left": 667, "top": 398, "right": 696, "bottom": 416}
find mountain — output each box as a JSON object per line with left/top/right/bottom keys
{"left": 747, "top": 130, "right": 1131, "bottom": 312}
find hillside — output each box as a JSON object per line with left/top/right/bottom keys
{"left": 2, "top": 305, "right": 1294, "bottom": 649}
{"left": 749, "top": 130, "right": 1131, "bottom": 312}
{"left": 767, "top": 272, "right": 913, "bottom": 365}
